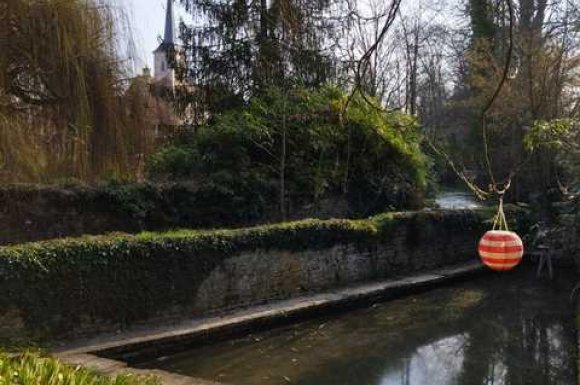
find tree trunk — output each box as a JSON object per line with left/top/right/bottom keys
{"left": 410, "top": 26, "right": 419, "bottom": 115}
{"left": 280, "top": 93, "right": 287, "bottom": 220}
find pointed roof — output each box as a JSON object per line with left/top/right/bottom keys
{"left": 163, "top": 0, "right": 175, "bottom": 45}
{"left": 154, "top": 0, "right": 176, "bottom": 53}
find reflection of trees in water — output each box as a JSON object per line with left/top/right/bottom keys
{"left": 166, "top": 272, "right": 576, "bottom": 385}
{"left": 401, "top": 358, "right": 411, "bottom": 385}
{"left": 281, "top": 281, "right": 574, "bottom": 385}
{"left": 457, "top": 299, "right": 574, "bottom": 385}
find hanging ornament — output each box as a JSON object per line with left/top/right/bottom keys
{"left": 478, "top": 193, "right": 524, "bottom": 271}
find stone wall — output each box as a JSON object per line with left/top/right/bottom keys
{"left": 0, "top": 209, "right": 513, "bottom": 343}
{"left": 193, "top": 210, "right": 483, "bottom": 313}
{"left": 193, "top": 228, "right": 477, "bottom": 314}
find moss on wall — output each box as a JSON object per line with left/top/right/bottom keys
{"left": 0, "top": 207, "right": 529, "bottom": 344}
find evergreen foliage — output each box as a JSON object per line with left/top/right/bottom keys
{"left": 469, "top": 0, "right": 496, "bottom": 43}
{"left": 148, "top": 87, "right": 427, "bottom": 217}
{"left": 178, "top": 0, "right": 345, "bottom": 113}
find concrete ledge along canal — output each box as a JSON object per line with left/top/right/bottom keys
{"left": 56, "top": 262, "right": 579, "bottom": 385}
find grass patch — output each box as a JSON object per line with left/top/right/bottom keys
{"left": 0, "top": 351, "right": 159, "bottom": 384}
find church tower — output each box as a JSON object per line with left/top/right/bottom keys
{"left": 153, "top": 0, "right": 177, "bottom": 90}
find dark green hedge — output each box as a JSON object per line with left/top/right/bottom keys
{"left": 0, "top": 182, "right": 279, "bottom": 245}
{"left": 147, "top": 86, "right": 427, "bottom": 217}
{"left": 0, "top": 207, "right": 528, "bottom": 343}
{"left": 0, "top": 181, "right": 401, "bottom": 245}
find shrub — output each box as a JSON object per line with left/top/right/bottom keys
{"left": 148, "top": 86, "right": 428, "bottom": 218}
{"left": 146, "top": 143, "right": 200, "bottom": 180}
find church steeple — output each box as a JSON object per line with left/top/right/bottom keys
{"left": 163, "top": 0, "right": 175, "bottom": 45}
{"left": 153, "top": 0, "right": 177, "bottom": 89}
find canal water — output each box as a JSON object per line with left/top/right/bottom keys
{"left": 435, "top": 191, "right": 483, "bottom": 210}
{"left": 142, "top": 267, "right": 577, "bottom": 385}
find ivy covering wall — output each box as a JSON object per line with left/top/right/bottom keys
{"left": 0, "top": 207, "right": 529, "bottom": 344}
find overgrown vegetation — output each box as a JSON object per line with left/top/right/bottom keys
{"left": 148, "top": 87, "right": 427, "bottom": 219}
{"left": 0, "top": 182, "right": 284, "bottom": 245}
{"left": 0, "top": 351, "right": 159, "bottom": 385}
{"left": 447, "top": 0, "right": 579, "bottom": 200}
{"left": 178, "top": 0, "right": 344, "bottom": 118}
{"left": 0, "top": 0, "right": 158, "bottom": 182}
{"left": 0, "top": 206, "right": 531, "bottom": 343}
{"left": 524, "top": 119, "right": 580, "bottom": 273}
{"left": 525, "top": 119, "right": 580, "bottom": 195}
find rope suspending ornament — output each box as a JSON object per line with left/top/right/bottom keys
{"left": 492, "top": 189, "right": 510, "bottom": 232}
{"left": 471, "top": 0, "right": 524, "bottom": 272}
{"left": 478, "top": 185, "right": 524, "bottom": 271}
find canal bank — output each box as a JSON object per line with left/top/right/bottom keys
{"left": 3, "top": 209, "right": 520, "bottom": 342}
{"left": 56, "top": 261, "right": 486, "bottom": 384}
{"left": 56, "top": 264, "right": 578, "bottom": 385}
{"left": 144, "top": 265, "right": 576, "bottom": 385}
{"left": 1, "top": 205, "right": 543, "bottom": 384}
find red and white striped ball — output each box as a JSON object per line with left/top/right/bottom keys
{"left": 478, "top": 230, "right": 524, "bottom": 271}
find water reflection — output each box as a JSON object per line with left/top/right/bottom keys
{"left": 141, "top": 268, "right": 576, "bottom": 385}
{"left": 435, "top": 192, "right": 482, "bottom": 210}
{"left": 380, "top": 335, "right": 467, "bottom": 385}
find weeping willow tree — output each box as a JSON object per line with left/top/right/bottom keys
{"left": 0, "top": 0, "right": 155, "bottom": 183}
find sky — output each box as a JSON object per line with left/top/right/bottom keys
{"left": 117, "top": 0, "right": 460, "bottom": 74}
{"left": 119, "top": 0, "right": 189, "bottom": 71}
